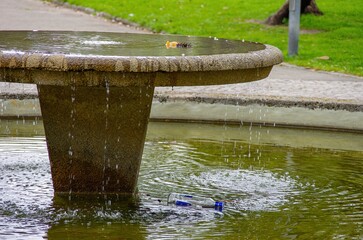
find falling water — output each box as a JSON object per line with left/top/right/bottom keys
{"left": 103, "top": 77, "right": 110, "bottom": 192}
{"left": 68, "top": 72, "right": 77, "bottom": 199}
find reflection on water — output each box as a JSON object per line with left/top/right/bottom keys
{"left": 0, "top": 120, "right": 362, "bottom": 239}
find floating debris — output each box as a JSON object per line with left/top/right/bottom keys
{"left": 165, "top": 41, "right": 192, "bottom": 49}
{"left": 167, "top": 192, "right": 224, "bottom": 211}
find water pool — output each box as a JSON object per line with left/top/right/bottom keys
{"left": 1, "top": 120, "right": 362, "bottom": 239}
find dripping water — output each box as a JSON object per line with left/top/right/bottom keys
{"left": 102, "top": 78, "right": 110, "bottom": 192}
{"left": 68, "top": 72, "right": 77, "bottom": 199}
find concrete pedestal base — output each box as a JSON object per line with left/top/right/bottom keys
{"left": 38, "top": 84, "right": 154, "bottom": 194}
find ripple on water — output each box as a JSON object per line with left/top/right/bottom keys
{"left": 189, "top": 169, "right": 298, "bottom": 212}
{"left": 141, "top": 141, "right": 300, "bottom": 213}
{"left": 0, "top": 136, "right": 52, "bottom": 238}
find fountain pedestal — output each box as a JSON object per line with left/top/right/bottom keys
{"left": 0, "top": 31, "right": 282, "bottom": 194}
{"left": 38, "top": 84, "right": 154, "bottom": 193}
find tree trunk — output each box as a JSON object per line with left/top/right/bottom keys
{"left": 265, "top": 0, "right": 323, "bottom": 25}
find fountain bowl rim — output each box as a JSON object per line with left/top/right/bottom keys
{"left": 0, "top": 30, "right": 283, "bottom": 73}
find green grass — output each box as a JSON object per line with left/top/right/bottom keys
{"left": 60, "top": 0, "right": 362, "bottom": 76}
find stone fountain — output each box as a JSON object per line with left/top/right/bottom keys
{"left": 0, "top": 31, "right": 282, "bottom": 194}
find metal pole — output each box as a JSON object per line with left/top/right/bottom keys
{"left": 288, "top": 0, "right": 301, "bottom": 56}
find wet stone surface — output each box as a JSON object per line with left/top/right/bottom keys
{"left": 0, "top": 31, "right": 282, "bottom": 78}
{"left": 0, "top": 31, "right": 265, "bottom": 56}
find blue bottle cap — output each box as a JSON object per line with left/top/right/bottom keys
{"left": 214, "top": 201, "right": 224, "bottom": 211}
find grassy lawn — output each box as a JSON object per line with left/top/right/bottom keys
{"left": 59, "top": 0, "right": 362, "bottom": 76}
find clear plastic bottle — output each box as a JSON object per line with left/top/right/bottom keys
{"left": 167, "top": 193, "right": 224, "bottom": 211}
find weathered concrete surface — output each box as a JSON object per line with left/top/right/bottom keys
{"left": 38, "top": 84, "right": 154, "bottom": 193}
{"left": 0, "top": 31, "right": 282, "bottom": 87}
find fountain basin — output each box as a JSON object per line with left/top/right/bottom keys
{"left": 0, "top": 31, "right": 281, "bottom": 86}
{"left": 0, "top": 31, "right": 282, "bottom": 194}
{"left": 1, "top": 120, "right": 363, "bottom": 239}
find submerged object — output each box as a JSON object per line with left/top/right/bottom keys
{"left": 167, "top": 193, "right": 224, "bottom": 211}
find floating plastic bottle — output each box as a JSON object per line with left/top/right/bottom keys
{"left": 167, "top": 193, "right": 224, "bottom": 211}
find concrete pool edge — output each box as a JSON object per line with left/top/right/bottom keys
{"left": 150, "top": 100, "right": 363, "bottom": 133}
{"left": 1, "top": 95, "right": 362, "bottom": 133}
